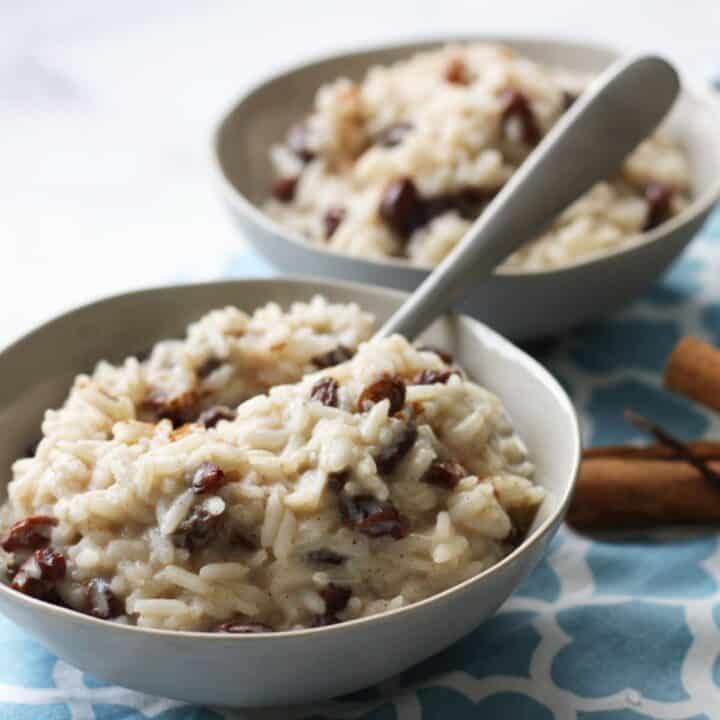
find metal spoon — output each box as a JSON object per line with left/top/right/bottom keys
{"left": 376, "top": 54, "right": 680, "bottom": 340}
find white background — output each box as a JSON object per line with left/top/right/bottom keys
{"left": 1, "top": 0, "right": 717, "bottom": 345}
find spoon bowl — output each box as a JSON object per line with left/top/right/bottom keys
{"left": 0, "top": 277, "right": 580, "bottom": 706}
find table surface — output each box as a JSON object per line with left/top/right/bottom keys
{"left": 2, "top": 2, "right": 720, "bottom": 719}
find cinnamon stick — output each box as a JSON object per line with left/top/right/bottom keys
{"left": 665, "top": 336, "right": 720, "bottom": 413}
{"left": 623, "top": 410, "right": 720, "bottom": 488}
{"left": 568, "top": 457, "right": 720, "bottom": 530}
{"left": 583, "top": 442, "right": 720, "bottom": 461}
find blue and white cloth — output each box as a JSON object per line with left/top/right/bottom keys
{"left": 2, "top": 208, "right": 720, "bottom": 719}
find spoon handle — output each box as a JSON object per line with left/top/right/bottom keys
{"left": 376, "top": 54, "right": 680, "bottom": 340}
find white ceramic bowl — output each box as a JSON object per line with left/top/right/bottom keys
{"left": 212, "top": 37, "right": 720, "bottom": 341}
{"left": 0, "top": 277, "right": 580, "bottom": 706}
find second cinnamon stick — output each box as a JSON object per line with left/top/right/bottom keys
{"left": 665, "top": 336, "right": 720, "bottom": 413}
{"left": 567, "top": 457, "right": 720, "bottom": 530}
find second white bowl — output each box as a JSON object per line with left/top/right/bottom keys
{"left": 213, "top": 37, "right": 720, "bottom": 340}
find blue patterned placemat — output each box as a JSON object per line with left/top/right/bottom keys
{"left": 2, "top": 207, "right": 720, "bottom": 719}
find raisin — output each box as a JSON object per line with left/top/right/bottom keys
{"left": 1, "top": 515, "right": 57, "bottom": 553}
{"left": 358, "top": 376, "right": 405, "bottom": 415}
{"left": 11, "top": 548, "right": 66, "bottom": 600}
{"left": 196, "top": 357, "right": 223, "bottom": 379}
{"left": 374, "top": 425, "right": 418, "bottom": 476}
{"left": 312, "top": 345, "right": 354, "bottom": 369}
{"left": 421, "top": 461, "right": 467, "bottom": 489}
{"left": 643, "top": 183, "right": 673, "bottom": 231}
{"left": 417, "top": 345, "right": 453, "bottom": 364}
{"left": 214, "top": 621, "right": 272, "bottom": 633}
{"left": 33, "top": 548, "right": 66, "bottom": 581}
{"left": 229, "top": 530, "right": 258, "bottom": 551}
{"left": 320, "top": 583, "right": 351, "bottom": 615}
{"left": 311, "top": 614, "right": 341, "bottom": 627}
{"left": 287, "top": 124, "right": 315, "bottom": 163}
{"left": 272, "top": 177, "right": 298, "bottom": 203}
{"left": 142, "top": 390, "right": 198, "bottom": 428}
{"left": 432, "top": 187, "right": 491, "bottom": 221}
{"left": 172, "top": 497, "right": 226, "bottom": 550}
{"left": 379, "top": 177, "right": 426, "bottom": 238}
{"left": 323, "top": 206, "right": 346, "bottom": 240}
{"left": 192, "top": 462, "right": 226, "bottom": 494}
{"left": 310, "top": 377, "right": 339, "bottom": 407}
{"left": 87, "top": 578, "right": 123, "bottom": 619}
{"left": 411, "top": 369, "right": 454, "bottom": 385}
{"left": 377, "top": 122, "right": 414, "bottom": 148}
{"left": 338, "top": 493, "right": 409, "bottom": 539}
{"left": 307, "top": 549, "right": 345, "bottom": 565}
{"left": 499, "top": 89, "right": 541, "bottom": 146}
{"left": 197, "top": 405, "right": 236, "bottom": 429}
{"left": 445, "top": 57, "right": 471, "bottom": 85}
{"left": 327, "top": 469, "right": 350, "bottom": 493}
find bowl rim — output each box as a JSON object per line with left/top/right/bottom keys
{"left": 211, "top": 33, "right": 720, "bottom": 279}
{"left": 0, "top": 275, "right": 581, "bottom": 640}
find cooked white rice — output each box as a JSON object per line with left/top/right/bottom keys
{"left": 265, "top": 43, "right": 690, "bottom": 271}
{"left": 0, "top": 298, "right": 542, "bottom": 632}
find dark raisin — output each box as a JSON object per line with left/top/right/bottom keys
{"left": 447, "top": 187, "right": 491, "bottom": 220}
{"left": 310, "top": 377, "right": 339, "bottom": 407}
{"left": 562, "top": 91, "right": 578, "bottom": 110}
{"left": 287, "top": 124, "right": 315, "bottom": 163}
{"left": 358, "top": 376, "right": 405, "bottom": 415}
{"left": 323, "top": 206, "right": 346, "bottom": 240}
{"left": 307, "top": 549, "right": 345, "bottom": 565}
{"left": 33, "top": 548, "right": 66, "bottom": 581}
{"left": 320, "top": 583, "right": 351, "bottom": 615}
{"left": 311, "top": 614, "right": 341, "bottom": 627}
{"left": 327, "top": 469, "right": 350, "bottom": 493}
{"left": 196, "top": 357, "right": 223, "bottom": 379}
{"left": 643, "top": 183, "right": 673, "bottom": 231}
{"left": 411, "top": 369, "right": 454, "bottom": 386}
{"left": 229, "top": 530, "right": 258, "bottom": 551}
{"left": 374, "top": 425, "right": 418, "bottom": 475}
{"left": 11, "top": 548, "right": 66, "bottom": 600}
{"left": 421, "top": 461, "right": 467, "bottom": 489}
{"left": 214, "top": 621, "right": 272, "bottom": 633}
{"left": 312, "top": 345, "right": 354, "bottom": 369}
{"left": 192, "top": 462, "right": 226, "bottom": 494}
{"left": 272, "top": 177, "right": 298, "bottom": 203}
{"left": 377, "top": 121, "right": 414, "bottom": 148}
{"left": 445, "top": 57, "right": 471, "bottom": 85}
{"left": 1, "top": 515, "right": 57, "bottom": 553}
{"left": 142, "top": 390, "right": 198, "bottom": 428}
{"left": 197, "top": 405, "right": 236, "bottom": 429}
{"left": 379, "top": 177, "right": 426, "bottom": 238}
{"left": 499, "top": 89, "right": 541, "bottom": 146}
{"left": 417, "top": 345, "right": 453, "bottom": 364}
{"left": 172, "top": 497, "right": 226, "bottom": 550}
{"left": 338, "top": 493, "right": 409, "bottom": 539}
{"left": 87, "top": 578, "right": 123, "bottom": 619}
